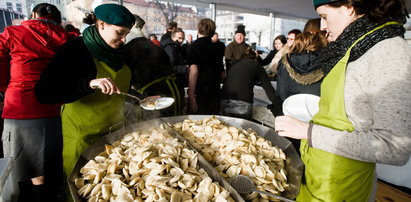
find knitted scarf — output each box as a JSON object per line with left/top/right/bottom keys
{"left": 318, "top": 17, "right": 405, "bottom": 74}
{"left": 82, "top": 25, "right": 125, "bottom": 71}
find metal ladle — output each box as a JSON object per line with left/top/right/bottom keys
{"left": 229, "top": 175, "right": 295, "bottom": 202}
{"left": 92, "top": 85, "right": 165, "bottom": 110}
{"left": 119, "top": 91, "right": 143, "bottom": 102}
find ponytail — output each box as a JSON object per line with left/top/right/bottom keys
{"left": 32, "top": 3, "right": 62, "bottom": 24}
{"left": 82, "top": 12, "right": 96, "bottom": 25}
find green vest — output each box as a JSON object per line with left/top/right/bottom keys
{"left": 297, "top": 22, "right": 400, "bottom": 201}
{"left": 62, "top": 59, "right": 131, "bottom": 176}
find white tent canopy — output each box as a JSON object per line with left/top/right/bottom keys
{"left": 169, "top": 0, "right": 411, "bottom": 20}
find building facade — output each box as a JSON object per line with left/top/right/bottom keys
{"left": 0, "top": 1, "right": 26, "bottom": 32}
{"left": 64, "top": 0, "right": 207, "bottom": 38}
{"left": 215, "top": 10, "right": 306, "bottom": 48}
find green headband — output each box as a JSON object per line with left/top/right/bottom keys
{"left": 313, "top": 0, "right": 342, "bottom": 9}
{"left": 94, "top": 4, "right": 135, "bottom": 28}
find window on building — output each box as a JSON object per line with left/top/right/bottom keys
{"left": 235, "top": 16, "right": 244, "bottom": 21}
{"left": 16, "top": 3, "right": 22, "bottom": 12}
{"left": 6, "top": 2, "right": 13, "bottom": 10}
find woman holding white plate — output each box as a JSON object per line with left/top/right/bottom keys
{"left": 275, "top": 0, "right": 411, "bottom": 201}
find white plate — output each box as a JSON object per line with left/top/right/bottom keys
{"left": 283, "top": 94, "right": 320, "bottom": 123}
{"left": 140, "top": 97, "right": 175, "bottom": 110}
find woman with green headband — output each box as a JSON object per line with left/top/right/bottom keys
{"left": 274, "top": 0, "right": 410, "bottom": 201}
{"left": 35, "top": 4, "right": 135, "bottom": 177}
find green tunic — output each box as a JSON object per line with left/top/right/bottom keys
{"left": 62, "top": 58, "right": 131, "bottom": 176}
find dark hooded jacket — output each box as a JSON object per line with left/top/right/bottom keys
{"left": 276, "top": 51, "right": 324, "bottom": 101}
{"left": 0, "top": 18, "right": 69, "bottom": 119}
{"left": 161, "top": 38, "right": 187, "bottom": 74}
{"left": 124, "top": 37, "right": 175, "bottom": 97}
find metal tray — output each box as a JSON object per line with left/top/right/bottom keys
{"left": 68, "top": 115, "right": 303, "bottom": 201}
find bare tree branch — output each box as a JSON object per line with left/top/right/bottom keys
{"left": 152, "top": 0, "right": 182, "bottom": 26}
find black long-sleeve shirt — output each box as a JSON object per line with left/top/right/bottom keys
{"left": 257, "top": 50, "right": 276, "bottom": 66}
{"left": 221, "top": 59, "right": 276, "bottom": 104}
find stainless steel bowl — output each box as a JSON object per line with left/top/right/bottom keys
{"left": 68, "top": 115, "right": 303, "bottom": 201}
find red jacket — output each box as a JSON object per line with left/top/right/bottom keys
{"left": 0, "top": 18, "right": 69, "bottom": 119}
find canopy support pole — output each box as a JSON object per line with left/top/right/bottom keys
{"left": 269, "top": 13, "right": 276, "bottom": 50}
{"left": 210, "top": 3, "right": 216, "bottom": 22}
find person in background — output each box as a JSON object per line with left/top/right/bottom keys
{"left": 35, "top": 4, "right": 135, "bottom": 178}
{"left": 0, "top": 3, "right": 69, "bottom": 201}
{"left": 257, "top": 35, "right": 286, "bottom": 67}
{"left": 126, "top": 14, "right": 145, "bottom": 43}
{"left": 182, "top": 34, "right": 193, "bottom": 52}
{"left": 221, "top": 47, "right": 280, "bottom": 120}
{"left": 161, "top": 28, "right": 188, "bottom": 114}
{"left": 149, "top": 33, "right": 161, "bottom": 46}
{"left": 224, "top": 24, "right": 250, "bottom": 71}
{"left": 211, "top": 32, "right": 226, "bottom": 69}
{"left": 303, "top": 18, "right": 322, "bottom": 33}
{"left": 275, "top": 0, "right": 410, "bottom": 201}
{"left": 275, "top": 30, "right": 328, "bottom": 155}
{"left": 64, "top": 24, "right": 81, "bottom": 38}
{"left": 276, "top": 25, "right": 328, "bottom": 101}
{"left": 269, "top": 29, "right": 302, "bottom": 76}
{"left": 124, "top": 33, "right": 179, "bottom": 117}
{"left": 187, "top": 18, "right": 225, "bottom": 115}
{"left": 160, "top": 21, "right": 177, "bottom": 42}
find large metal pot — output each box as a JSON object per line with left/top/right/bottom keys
{"left": 69, "top": 115, "right": 303, "bottom": 201}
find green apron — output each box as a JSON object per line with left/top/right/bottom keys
{"left": 62, "top": 58, "right": 131, "bottom": 176}
{"left": 297, "top": 22, "right": 400, "bottom": 201}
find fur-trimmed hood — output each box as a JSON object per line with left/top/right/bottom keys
{"left": 281, "top": 51, "right": 324, "bottom": 85}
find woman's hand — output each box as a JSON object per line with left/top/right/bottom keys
{"left": 90, "top": 77, "right": 120, "bottom": 95}
{"left": 275, "top": 115, "right": 309, "bottom": 139}
{"left": 189, "top": 96, "right": 198, "bottom": 112}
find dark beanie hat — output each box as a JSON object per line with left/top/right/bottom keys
{"left": 94, "top": 4, "right": 135, "bottom": 28}
{"left": 313, "top": 0, "right": 342, "bottom": 9}
{"left": 235, "top": 25, "right": 246, "bottom": 36}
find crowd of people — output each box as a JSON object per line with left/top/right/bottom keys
{"left": 0, "top": 0, "right": 410, "bottom": 201}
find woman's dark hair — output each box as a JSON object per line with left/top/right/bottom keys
{"left": 197, "top": 18, "right": 216, "bottom": 37}
{"left": 64, "top": 24, "right": 76, "bottom": 32}
{"left": 32, "top": 3, "right": 61, "bottom": 24}
{"left": 327, "top": 0, "right": 409, "bottom": 24}
{"left": 241, "top": 46, "right": 257, "bottom": 60}
{"left": 82, "top": 12, "right": 96, "bottom": 25}
{"left": 168, "top": 21, "right": 178, "bottom": 30}
{"left": 274, "top": 35, "right": 287, "bottom": 45}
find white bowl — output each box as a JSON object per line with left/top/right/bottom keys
{"left": 282, "top": 94, "right": 320, "bottom": 123}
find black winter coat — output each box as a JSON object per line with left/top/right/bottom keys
{"left": 187, "top": 37, "right": 224, "bottom": 97}
{"left": 276, "top": 51, "right": 324, "bottom": 101}
{"left": 161, "top": 38, "right": 187, "bottom": 74}
{"left": 124, "top": 37, "right": 175, "bottom": 96}
{"left": 221, "top": 59, "right": 277, "bottom": 104}
{"left": 35, "top": 37, "right": 98, "bottom": 104}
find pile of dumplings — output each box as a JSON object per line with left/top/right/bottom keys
{"left": 75, "top": 117, "right": 289, "bottom": 202}
{"left": 75, "top": 126, "right": 234, "bottom": 202}
{"left": 173, "top": 117, "right": 289, "bottom": 201}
